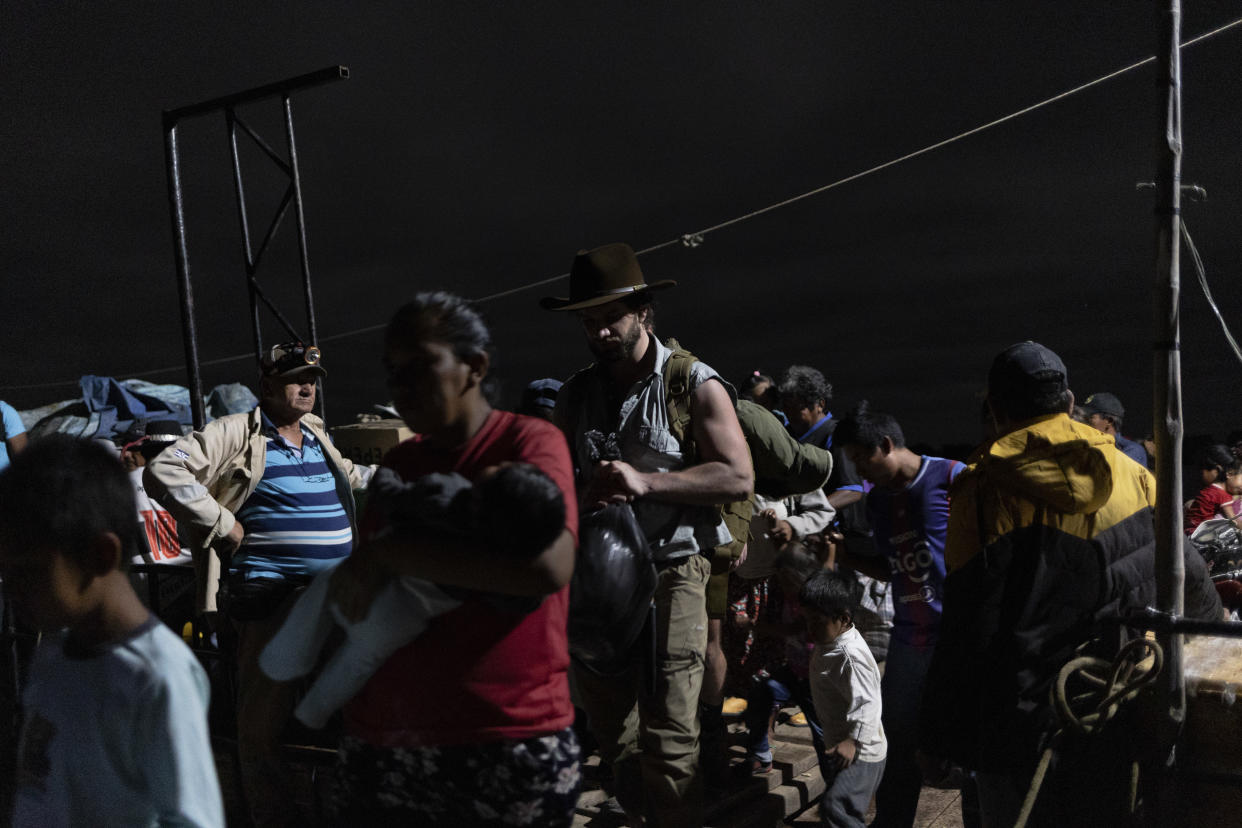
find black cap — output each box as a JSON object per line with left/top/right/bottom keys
{"left": 988, "top": 341, "right": 1068, "bottom": 402}
{"left": 261, "top": 342, "right": 327, "bottom": 379}
{"left": 1080, "top": 392, "right": 1124, "bottom": 419}
{"left": 519, "top": 378, "right": 562, "bottom": 413}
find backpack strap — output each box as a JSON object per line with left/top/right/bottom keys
{"left": 662, "top": 337, "right": 698, "bottom": 459}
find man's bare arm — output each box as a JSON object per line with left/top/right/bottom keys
{"left": 826, "top": 488, "right": 863, "bottom": 510}
{"left": 587, "top": 379, "right": 752, "bottom": 506}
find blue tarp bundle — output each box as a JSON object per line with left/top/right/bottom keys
{"left": 79, "top": 376, "right": 194, "bottom": 438}
{"left": 23, "top": 377, "right": 258, "bottom": 442}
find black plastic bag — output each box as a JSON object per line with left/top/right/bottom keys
{"left": 569, "top": 502, "right": 657, "bottom": 676}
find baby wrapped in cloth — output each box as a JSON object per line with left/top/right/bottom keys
{"left": 260, "top": 462, "right": 565, "bottom": 727}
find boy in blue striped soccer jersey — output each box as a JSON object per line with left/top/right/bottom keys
{"left": 833, "top": 401, "right": 965, "bottom": 828}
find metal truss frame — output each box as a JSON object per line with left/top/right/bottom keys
{"left": 162, "top": 66, "right": 349, "bottom": 428}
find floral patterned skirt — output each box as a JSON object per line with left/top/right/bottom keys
{"left": 328, "top": 728, "right": 581, "bottom": 827}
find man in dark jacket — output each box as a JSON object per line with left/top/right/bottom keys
{"left": 921, "top": 341, "right": 1221, "bottom": 827}
{"left": 1080, "top": 390, "right": 1150, "bottom": 467}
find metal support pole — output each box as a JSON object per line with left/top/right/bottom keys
{"left": 283, "top": 94, "right": 325, "bottom": 421}
{"left": 163, "top": 119, "right": 208, "bottom": 430}
{"left": 1152, "top": 0, "right": 1186, "bottom": 730}
{"left": 1119, "top": 608, "right": 1242, "bottom": 638}
{"left": 284, "top": 95, "right": 319, "bottom": 349}
{"left": 226, "top": 109, "right": 265, "bottom": 370}
{"left": 164, "top": 66, "right": 348, "bottom": 124}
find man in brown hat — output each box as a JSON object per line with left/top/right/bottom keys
{"left": 546, "top": 243, "right": 753, "bottom": 827}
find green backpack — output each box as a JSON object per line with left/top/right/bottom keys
{"left": 662, "top": 339, "right": 832, "bottom": 572}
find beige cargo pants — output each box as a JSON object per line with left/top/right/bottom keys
{"left": 574, "top": 553, "right": 711, "bottom": 828}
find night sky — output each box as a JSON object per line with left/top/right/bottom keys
{"left": 4, "top": 2, "right": 1241, "bottom": 450}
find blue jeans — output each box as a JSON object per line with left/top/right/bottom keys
{"left": 743, "top": 665, "right": 835, "bottom": 781}
{"left": 872, "top": 639, "right": 936, "bottom": 828}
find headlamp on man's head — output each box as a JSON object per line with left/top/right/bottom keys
{"left": 262, "top": 342, "right": 328, "bottom": 379}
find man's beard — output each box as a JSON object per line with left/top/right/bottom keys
{"left": 588, "top": 324, "right": 644, "bottom": 363}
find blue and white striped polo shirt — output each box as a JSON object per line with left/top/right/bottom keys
{"left": 231, "top": 417, "right": 353, "bottom": 579}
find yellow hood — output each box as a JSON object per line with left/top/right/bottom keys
{"left": 977, "top": 413, "right": 1114, "bottom": 515}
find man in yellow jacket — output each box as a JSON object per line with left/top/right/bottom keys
{"left": 921, "top": 341, "right": 1221, "bottom": 827}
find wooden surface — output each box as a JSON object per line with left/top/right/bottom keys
{"left": 1173, "top": 630, "right": 1242, "bottom": 825}
{"left": 1184, "top": 632, "right": 1242, "bottom": 691}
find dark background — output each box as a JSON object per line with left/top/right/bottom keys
{"left": 4, "top": 3, "right": 1241, "bottom": 450}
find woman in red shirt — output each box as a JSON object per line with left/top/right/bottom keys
{"left": 327, "top": 292, "right": 580, "bottom": 826}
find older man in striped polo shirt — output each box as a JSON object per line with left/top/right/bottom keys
{"left": 146, "top": 342, "right": 368, "bottom": 828}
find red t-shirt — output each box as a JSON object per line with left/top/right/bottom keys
{"left": 1185, "top": 483, "right": 1233, "bottom": 535}
{"left": 343, "top": 410, "right": 578, "bottom": 747}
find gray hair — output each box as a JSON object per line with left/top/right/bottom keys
{"left": 777, "top": 365, "right": 832, "bottom": 410}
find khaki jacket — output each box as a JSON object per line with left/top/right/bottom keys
{"left": 144, "top": 406, "right": 368, "bottom": 612}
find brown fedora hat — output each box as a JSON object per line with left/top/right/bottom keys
{"left": 540, "top": 243, "right": 676, "bottom": 311}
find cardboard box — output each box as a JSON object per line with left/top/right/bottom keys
{"left": 330, "top": 419, "right": 413, "bottom": 466}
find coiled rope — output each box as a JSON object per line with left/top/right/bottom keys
{"left": 1015, "top": 636, "right": 1165, "bottom": 828}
